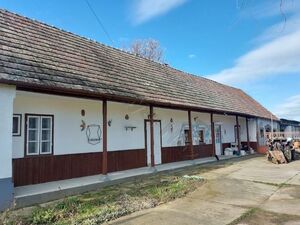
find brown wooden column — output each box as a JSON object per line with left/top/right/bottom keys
{"left": 211, "top": 113, "right": 215, "bottom": 156}
{"left": 150, "top": 105, "right": 155, "bottom": 167}
{"left": 256, "top": 118, "right": 259, "bottom": 150}
{"left": 102, "top": 100, "right": 108, "bottom": 175}
{"left": 246, "top": 117, "right": 250, "bottom": 151}
{"left": 236, "top": 115, "right": 241, "bottom": 151}
{"left": 188, "top": 110, "right": 194, "bottom": 160}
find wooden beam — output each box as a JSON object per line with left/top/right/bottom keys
{"left": 150, "top": 105, "right": 155, "bottom": 167}
{"left": 246, "top": 117, "right": 250, "bottom": 151}
{"left": 188, "top": 110, "right": 194, "bottom": 159}
{"left": 102, "top": 100, "right": 108, "bottom": 175}
{"left": 211, "top": 113, "right": 216, "bottom": 156}
{"left": 236, "top": 115, "right": 241, "bottom": 151}
{"left": 256, "top": 118, "right": 260, "bottom": 149}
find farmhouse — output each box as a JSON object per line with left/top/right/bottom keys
{"left": 0, "top": 9, "right": 279, "bottom": 210}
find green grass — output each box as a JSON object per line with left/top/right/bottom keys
{"left": 1, "top": 155, "right": 250, "bottom": 225}
{"left": 2, "top": 175, "right": 203, "bottom": 225}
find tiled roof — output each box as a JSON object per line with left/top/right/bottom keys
{"left": 0, "top": 9, "right": 277, "bottom": 120}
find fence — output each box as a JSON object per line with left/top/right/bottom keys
{"left": 265, "top": 131, "right": 300, "bottom": 140}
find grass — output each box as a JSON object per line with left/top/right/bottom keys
{"left": 227, "top": 208, "right": 300, "bottom": 225}
{"left": 1, "top": 175, "right": 204, "bottom": 225}
{"left": 1, "top": 156, "right": 252, "bottom": 225}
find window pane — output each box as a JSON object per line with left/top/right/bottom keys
{"left": 42, "top": 130, "right": 50, "bottom": 141}
{"left": 29, "top": 117, "right": 39, "bottom": 128}
{"left": 13, "top": 116, "right": 19, "bottom": 134}
{"left": 28, "top": 142, "right": 38, "bottom": 154}
{"left": 41, "top": 142, "right": 50, "bottom": 153}
{"left": 42, "top": 118, "right": 51, "bottom": 129}
{"left": 29, "top": 130, "right": 38, "bottom": 141}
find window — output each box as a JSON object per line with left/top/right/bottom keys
{"left": 12, "top": 114, "right": 22, "bottom": 136}
{"left": 198, "top": 130, "right": 204, "bottom": 144}
{"left": 26, "top": 114, "right": 53, "bottom": 155}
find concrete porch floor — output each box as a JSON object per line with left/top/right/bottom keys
{"left": 14, "top": 155, "right": 239, "bottom": 208}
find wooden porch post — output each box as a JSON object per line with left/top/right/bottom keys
{"left": 150, "top": 105, "right": 155, "bottom": 167}
{"left": 256, "top": 118, "right": 259, "bottom": 150}
{"left": 188, "top": 110, "right": 194, "bottom": 160}
{"left": 236, "top": 115, "right": 241, "bottom": 151}
{"left": 102, "top": 100, "right": 108, "bottom": 175}
{"left": 246, "top": 117, "right": 250, "bottom": 151}
{"left": 211, "top": 113, "right": 215, "bottom": 156}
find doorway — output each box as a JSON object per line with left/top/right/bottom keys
{"left": 214, "top": 125, "right": 222, "bottom": 155}
{"left": 145, "top": 120, "right": 162, "bottom": 166}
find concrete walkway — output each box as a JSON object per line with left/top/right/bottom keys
{"left": 108, "top": 157, "right": 300, "bottom": 225}
{"left": 14, "top": 155, "right": 236, "bottom": 208}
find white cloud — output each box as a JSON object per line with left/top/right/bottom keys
{"left": 238, "top": 0, "right": 299, "bottom": 20}
{"left": 132, "top": 0, "right": 188, "bottom": 25}
{"left": 188, "top": 54, "right": 196, "bottom": 59}
{"left": 274, "top": 95, "right": 300, "bottom": 120}
{"left": 207, "top": 29, "right": 300, "bottom": 85}
{"left": 207, "top": 1, "right": 300, "bottom": 86}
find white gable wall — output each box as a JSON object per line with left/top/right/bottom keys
{"left": 13, "top": 91, "right": 103, "bottom": 158}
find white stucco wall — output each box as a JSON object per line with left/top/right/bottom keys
{"left": 248, "top": 118, "right": 257, "bottom": 142}
{"left": 213, "top": 114, "right": 236, "bottom": 143}
{"left": 0, "top": 85, "right": 16, "bottom": 179}
{"left": 107, "top": 102, "right": 148, "bottom": 151}
{"left": 191, "top": 112, "right": 212, "bottom": 144}
{"left": 238, "top": 117, "right": 247, "bottom": 142}
{"left": 13, "top": 91, "right": 103, "bottom": 158}
{"left": 154, "top": 108, "right": 188, "bottom": 147}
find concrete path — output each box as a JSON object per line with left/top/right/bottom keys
{"left": 109, "top": 156, "right": 300, "bottom": 225}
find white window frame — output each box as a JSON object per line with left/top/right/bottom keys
{"left": 40, "top": 116, "right": 53, "bottom": 155}
{"left": 12, "top": 114, "right": 22, "bottom": 136}
{"left": 26, "top": 115, "right": 53, "bottom": 156}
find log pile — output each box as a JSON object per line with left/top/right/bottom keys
{"left": 267, "top": 142, "right": 287, "bottom": 164}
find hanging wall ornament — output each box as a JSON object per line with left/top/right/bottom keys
{"left": 86, "top": 124, "right": 102, "bottom": 145}
{"left": 80, "top": 120, "right": 86, "bottom": 131}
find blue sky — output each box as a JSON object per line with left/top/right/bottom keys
{"left": 1, "top": 0, "right": 300, "bottom": 120}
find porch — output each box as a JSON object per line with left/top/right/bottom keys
{"left": 15, "top": 155, "right": 239, "bottom": 208}
{"left": 1, "top": 85, "right": 265, "bottom": 210}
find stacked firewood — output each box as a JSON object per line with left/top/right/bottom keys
{"left": 266, "top": 139, "right": 300, "bottom": 164}
{"left": 267, "top": 142, "right": 287, "bottom": 164}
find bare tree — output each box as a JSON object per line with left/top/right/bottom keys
{"left": 127, "top": 39, "right": 164, "bottom": 63}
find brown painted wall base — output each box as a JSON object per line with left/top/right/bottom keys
{"left": 161, "top": 146, "right": 189, "bottom": 163}
{"left": 108, "top": 149, "right": 147, "bottom": 173}
{"left": 13, "top": 149, "right": 147, "bottom": 187}
{"left": 161, "top": 144, "right": 213, "bottom": 164}
{"left": 257, "top": 146, "right": 268, "bottom": 154}
{"left": 13, "top": 152, "right": 103, "bottom": 187}
{"left": 194, "top": 144, "right": 214, "bottom": 158}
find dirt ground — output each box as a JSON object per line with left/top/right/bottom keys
{"left": 108, "top": 156, "right": 300, "bottom": 225}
